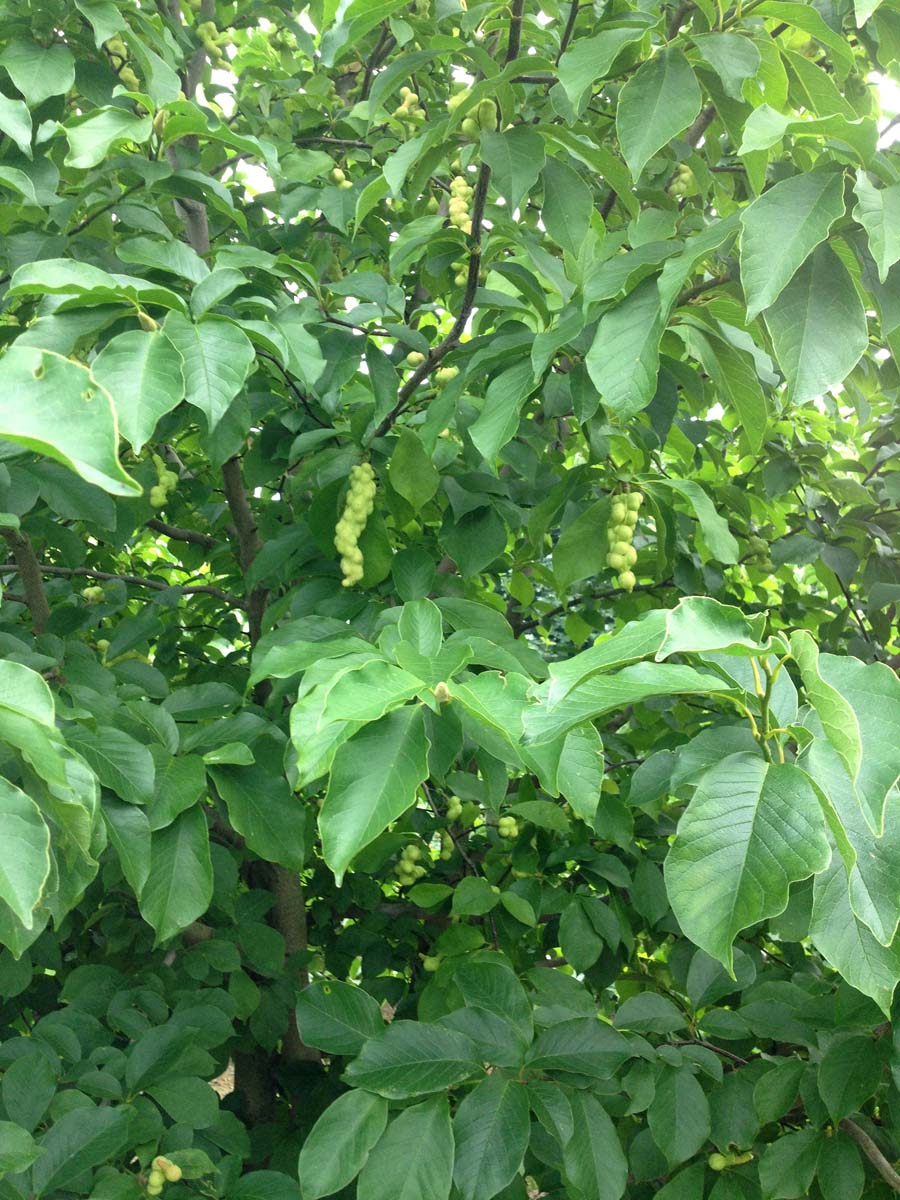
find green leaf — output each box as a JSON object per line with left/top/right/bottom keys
{"left": 614, "top": 992, "right": 687, "bottom": 1034}
{"left": 648, "top": 1067, "right": 711, "bottom": 1168}
{"left": 552, "top": 499, "right": 609, "bottom": 589}
{"left": 817, "top": 1035, "right": 885, "bottom": 1123}
{"left": 64, "top": 107, "right": 153, "bottom": 170}
{"left": 389, "top": 427, "right": 440, "bottom": 511}
{"left": 810, "top": 853, "right": 900, "bottom": 1015}
{"left": 320, "top": 706, "right": 430, "bottom": 884}
{"left": 357, "top": 1097, "right": 454, "bottom": 1200}
{"left": 558, "top": 24, "right": 651, "bottom": 104}
{"left": 66, "top": 726, "right": 155, "bottom": 805}
{"left": 470, "top": 359, "right": 534, "bottom": 466}
{"left": 139, "top": 806, "right": 213, "bottom": 943}
{"left": 649, "top": 479, "right": 740, "bottom": 563}
{"left": 739, "top": 170, "right": 846, "bottom": 320}
{"left": 295, "top": 980, "right": 385, "bottom": 1056}
{"left": 452, "top": 1075, "right": 529, "bottom": 1200}
{"left": 665, "top": 755, "right": 831, "bottom": 972}
{"left": 298, "top": 1090, "right": 388, "bottom": 1200}
{"left": 562, "top": 1089, "right": 628, "bottom": 1200}
{"left": 452, "top": 876, "right": 501, "bottom": 916}
{"left": 480, "top": 127, "right": 546, "bottom": 210}
{"left": 0, "top": 95, "right": 32, "bottom": 158}
{"left": 692, "top": 33, "right": 761, "bottom": 100}
{"left": 0, "top": 347, "right": 140, "bottom": 496}
{"left": 0, "top": 778, "right": 50, "bottom": 928}
{"left": 546, "top": 611, "right": 668, "bottom": 708}
{"left": 163, "top": 314, "right": 256, "bottom": 432}
{"left": 616, "top": 49, "right": 702, "bottom": 180}
{"left": 693, "top": 333, "right": 769, "bottom": 454}
{"left": 0, "top": 1121, "right": 42, "bottom": 1178}
{"left": 541, "top": 158, "right": 593, "bottom": 256}
{"left": 102, "top": 798, "right": 151, "bottom": 898}
{"left": 853, "top": 173, "right": 900, "bottom": 283}
{"left": 32, "top": 1108, "right": 129, "bottom": 1197}
{"left": 209, "top": 763, "right": 308, "bottom": 872}
{"left": 0, "top": 38, "right": 75, "bottom": 106}
{"left": 656, "top": 596, "right": 768, "bottom": 660}
{"left": 525, "top": 1017, "right": 631, "bottom": 1079}
{"left": 585, "top": 278, "right": 664, "bottom": 421}
{"left": 556, "top": 726, "right": 605, "bottom": 823}
{"left": 792, "top": 632, "right": 900, "bottom": 833}
{"left": 817, "top": 1131, "right": 864, "bottom": 1200}
{"left": 91, "top": 330, "right": 186, "bottom": 453}
{"left": 758, "top": 1128, "right": 822, "bottom": 1200}
{"left": 738, "top": 107, "right": 877, "bottom": 165}
{"left": 343, "top": 1020, "right": 482, "bottom": 1098}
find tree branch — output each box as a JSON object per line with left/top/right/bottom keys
{"left": 685, "top": 104, "right": 716, "bottom": 147}
{"left": 519, "top": 579, "right": 676, "bottom": 631}
{"left": 271, "top": 865, "right": 321, "bottom": 1064}
{"left": 841, "top": 1119, "right": 900, "bottom": 1193}
{"left": 557, "top": 1, "right": 579, "bottom": 60}
{"left": 506, "top": 0, "right": 526, "bottom": 63}
{"left": 0, "top": 530, "right": 50, "bottom": 633}
{"left": 0, "top": 562, "right": 239, "bottom": 604}
{"left": 221, "top": 456, "right": 268, "bottom": 646}
{"left": 371, "top": 162, "right": 491, "bottom": 439}
{"left": 146, "top": 518, "right": 220, "bottom": 548}
{"left": 676, "top": 269, "right": 735, "bottom": 306}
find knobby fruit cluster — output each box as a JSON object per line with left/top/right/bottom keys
{"left": 448, "top": 174, "right": 474, "bottom": 235}
{"left": 606, "top": 491, "right": 642, "bottom": 592}
{"left": 394, "top": 841, "right": 427, "bottom": 886}
{"left": 334, "top": 463, "right": 376, "bottom": 587}
{"left": 146, "top": 1157, "right": 182, "bottom": 1196}
{"left": 149, "top": 453, "right": 178, "bottom": 509}
{"left": 331, "top": 166, "right": 353, "bottom": 190}
{"left": 392, "top": 86, "right": 426, "bottom": 132}
{"left": 460, "top": 98, "right": 498, "bottom": 139}
{"left": 498, "top": 815, "right": 519, "bottom": 839}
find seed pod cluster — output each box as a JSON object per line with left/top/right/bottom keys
{"left": 439, "top": 829, "right": 453, "bottom": 860}
{"left": 448, "top": 175, "right": 474, "bottom": 234}
{"left": 393, "top": 86, "right": 426, "bottom": 131}
{"left": 667, "top": 163, "right": 693, "bottom": 197}
{"left": 147, "top": 1157, "right": 182, "bottom": 1196}
{"left": 446, "top": 795, "right": 463, "bottom": 821}
{"left": 606, "top": 491, "right": 642, "bottom": 592}
{"left": 334, "top": 463, "right": 376, "bottom": 587}
{"left": 149, "top": 453, "right": 178, "bottom": 509}
{"left": 394, "top": 842, "right": 427, "bottom": 886}
{"left": 197, "top": 21, "right": 225, "bottom": 64}
{"left": 460, "top": 99, "right": 498, "bottom": 138}
{"left": 498, "top": 815, "right": 518, "bottom": 839}
{"left": 331, "top": 167, "right": 352, "bottom": 190}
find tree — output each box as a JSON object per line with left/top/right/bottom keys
{"left": 0, "top": 0, "right": 898, "bottom": 1196}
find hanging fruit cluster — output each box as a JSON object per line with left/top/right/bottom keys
{"left": 448, "top": 175, "right": 474, "bottom": 234}
{"left": 104, "top": 36, "right": 140, "bottom": 91}
{"left": 331, "top": 167, "right": 353, "bottom": 190}
{"left": 394, "top": 842, "right": 427, "bottom": 886}
{"left": 392, "top": 86, "right": 425, "bottom": 132}
{"left": 498, "top": 815, "right": 519, "bottom": 839}
{"left": 606, "top": 491, "right": 642, "bottom": 592}
{"left": 667, "top": 163, "right": 694, "bottom": 198}
{"left": 460, "top": 99, "right": 498, "bottom": 138}
{"left": 146, "top": 1157, "right": 182, "bottom": 1196}
{"left": 197, "top": 21, "right": 226, "bottom": 64}
{"left": 333, "top": 463, "right": 376, "bottom": 587}
{"left": 435, "top": 365, "right": 459, "bottom": 387}
{"left": 149, "top": 454, "right": 178, "bottom": 509}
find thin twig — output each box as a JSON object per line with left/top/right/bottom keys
{"left": 557, "top": 2, "right": 579, "bottom": 61}
{"left": 147, "top": 518, "right": 220, "bottom": 548}
{"left": 256, "top": 350, "right": 328, "bottom": 428}
{"left": 519, "top": 579, "right": 676, "bottom": 631}
{"left": 294, "top": 136, "right": 373, "bottom": 148}
{"left": 667, "top": 0, "right": 692, "bottom": 39}
{"left": 676, "top": 270, "right": 734, "bottom": 306}
{"left": 360, "top": 25, "right": 394, "bottom": 101}
{"left": 506, "top": 0, "right": 526, "bottom": 62}
{"left": 67, "top": 182, "right": 144, "bottom": 236}
{"left": 422, "top": 782, "right": 480, "bottom": 875}
{"left": 685, "top": 104, "right": 716, "bottom": 148}
{"left": 0, "top": 562, "right": 239, "bottom": 604}
{"left": 221, "top": 456, "right": 268, "bottom": 646}
{"left": 841, "top": 1119, "right": 900, "bottom": 1193}
{"left": 670, "top": 1039, "right": 749, "bottom": 1065}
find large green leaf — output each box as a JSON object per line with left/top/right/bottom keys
{"left": 452, "top": 1075, "right": 529, "bottom": 1200}
{"left": 139, "top": 806, "right": 213, "bottom": 943}
{"left": 540, "top": 158, "right": 593, "bottom": 257}
{"left": 343, "top": 1021, "right": 482, "bottom": 1098}
{"left": 810, "top": 853, "right": 900, "bottom": 1015}
{"left": 525, "top": 1017, "right": 631, "bottom": 1079}
{"left": 792, "top": 632, "right": 900, "bottom": 833}
{"left": 817, "top": 1034, "right": 885, "bottom": 1123}
{"left": 0, "top": 37, "right": 75, "bottom": 106}
{"left": 64, "top": 107, "right": 153, "bottom": 169}
{"left": 163, "top": 314, "right": 255, "bottom": 432}
{"left": 558, "top": 23, "right": 651, "bottom": 104}
{"left": 0, "top": 778, "right": 50, "bottom": 929}
{"left": 66, "top": 726, "right": 155, "bottom": 806}
{"left": 0, "top": 1121, "right": 42, "bottom": 1178}
{"left": 480, "top": 127, "right": 546, "bottom": 210}
{"left": 665, "top": 754, "right": 831, "bottom": 971}
{"left": 32, "top": 1108, "right": 129, "bottom": 1197}
{"left": 739, "top": 170, "right": 846, "bottom": 319}
{"left": 764, "top": 244, "right": 868, "bottom": 405}
{"left": 91, "top": 330, "right": 187, "bottom": 453}
{"left": 562, "top": 1089, "right": 629, "bottom": 1200}
{"left": 357, "top": 1097, "right": 454, "bottom": 1200}
{"left": 585, "top": 278, "right": 664, "bottom": 420}
{"left": 298, "top": 1090, "right": 387, "bottom": 1200}
{"left": 616, "top": 49, "right": 702, "bottom": 180}
{"left": 295, "top": 980, "right": 385, "bottom": 1056}
{"left": 0, "top": 347, "right": 139, "bottom": 495}
{"left": 209, "top": 762, "right": 308, "bottom": 872}
{"left": 853, "top": 173, "right": 900, "bottom": 282}
{"left": 648, "top": 1067, "right": 711, "bottom": 1168}
{"left": 319, "top": 705, "right": 430, "bottom": 883}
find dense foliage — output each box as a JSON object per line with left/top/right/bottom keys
{"left": 0, "top": 0, "right": 899, "bottom": 1197}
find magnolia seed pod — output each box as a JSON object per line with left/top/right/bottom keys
{"left": 149, "top": 485, "right": 167, "bottom": 508}
{"left": 617, "top": 570, "right": 636, "bottom": 592}
{"left": 434, "top": 681, "right": 450, "bottom": 703}
{"left": 147, "top": 1187, "right": 163, "bottom": 1197}
{"left": 611, "top": 541, "right": 632, "bottom": 557}
{"left": 607, "top": 552, "right": 626, "bottom": 570}
{"left": 154, "top": 1159, "right": 182, "bottom": 1184}
{"left": 626, "top": 492, "right": 643, "bottom": 511}
{"left": 331, "top": 167, "right": 345, "bottom": 182}
{"left": 148, "top": 1170, "right": 166, "bottom": 1188}
{"left": 477, "top": 99, "right": 498, "bottom": 130}
{"left": 611, "top": 525, "right": 632, "bottom": 542}
{"left": 426, "top": 196, "right": 440, "bottom": 213}
{"left": 708, "top": 1154, "right": 729, "bottom": 1172}
{"left": 461, "top": 117, "right": 479, "bottom": 137}
{"left": 422, "top": 955, "right": 441, "bottom": 971}
{"left": 405, "top": 351, "right": 425, "bottom": 367}
{"left": 622, "top": 545, "right": 637, "bottom": 567}
{"left": 610, "top": 501, "right": 627, "bottom": 524}
{"left": 137, "top": 311, "right": 158, "bottom": 332}
{"left": 622, "top": 511, "right": 638, "bottom": 528}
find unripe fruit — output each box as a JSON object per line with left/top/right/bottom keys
{"left": 708, "top": 1153, "right": 729, "bottom": 1172}
{"left": 426, "top": 196, "right": 440, "bottom": 213}
{"left": 622, "top": 510, "right": 638, "bottom": 528}
{"left": 147, "top": 1187, "right": 163, "bottom": 1197}
{"left": 405, "top": 351, "right": 425, "bottom": 367}
{"left": 422, "top": 955, "right": 441, "bottom": 972}
{"left": 611, "top": 541, "right": 632, "bottom": 557}
{"left": 618, "top": 570, "right": 636, "bottom": 592}
{"left": 82, "top": 586, "right": 104, "bottom": 604}
{"left": 148, "top": 1170, "right": 166, "bottom": 1188}
{"left": 477, "top": 99, "right": 498, "bottom": 130}
{"left": 606, "top": 552, "right": 626, "bottom": 571}
{"left": 331, "top": 167, "right": 345, "bottom": 182}
{"left": 461, "top": 117, "right": 479, "bottom": 137}
{"left": 621, "top": 545, "right": 637, "bottom": 567}
{"left": 154, "top": 1159, "right": 182, "bottom": 1184}
{"left": 610, "top": 525, "right": 632, "bottom": 542}
{"left": 149, "top": 485, "right": 167, "bottom": 508}
{"left": 611, "top": 501, "right": 627, "bottom": 524}
{"left": 96, "top": 639, "right": 110, "bottom": 654}
{"left": 447, "top": 796, "right": 463, "bottom": 820}
{"left": 626, "top": 491, "right": 643, "bottom": 511}
{"left": 137, "top": 311, "right": 158, "bottom": 332}
{"left": 435, "top": 366, "right": 459, "bottom": 385}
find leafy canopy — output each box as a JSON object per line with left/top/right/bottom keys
{"left": 0, "top": 0, "right": 898, "bottom": 1198}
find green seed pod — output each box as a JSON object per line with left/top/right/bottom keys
{"left": 461, "top": 117, "right": 479, "bottom": 137}
{"left": 617, "top": 570, "right": 636, "bottom": 592}
{"left": 610, "top": 525, "right": 633, "bottom": 542}
{"left": 622, "top": 511, "right": 638, "bottom": 528}
{"left": 148, "top": 1171, "right": 166, "bottom": 1188}
{"left": 476, "top": 99, "right": 498, "bottom": 130}
{"left": 612, "top": 540, "right": 632, "bottom": 557}
{"left": 626, "top": 491, "right": 643, "bottom": 512}
{"left": 611, "top": 501, "right": 627, "bottom": 524}
{"left": 607, "top": 552, "right": 626, "bottom": 570}
{"left": 622, "top": 545, "right": 637, "bottom": 567}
